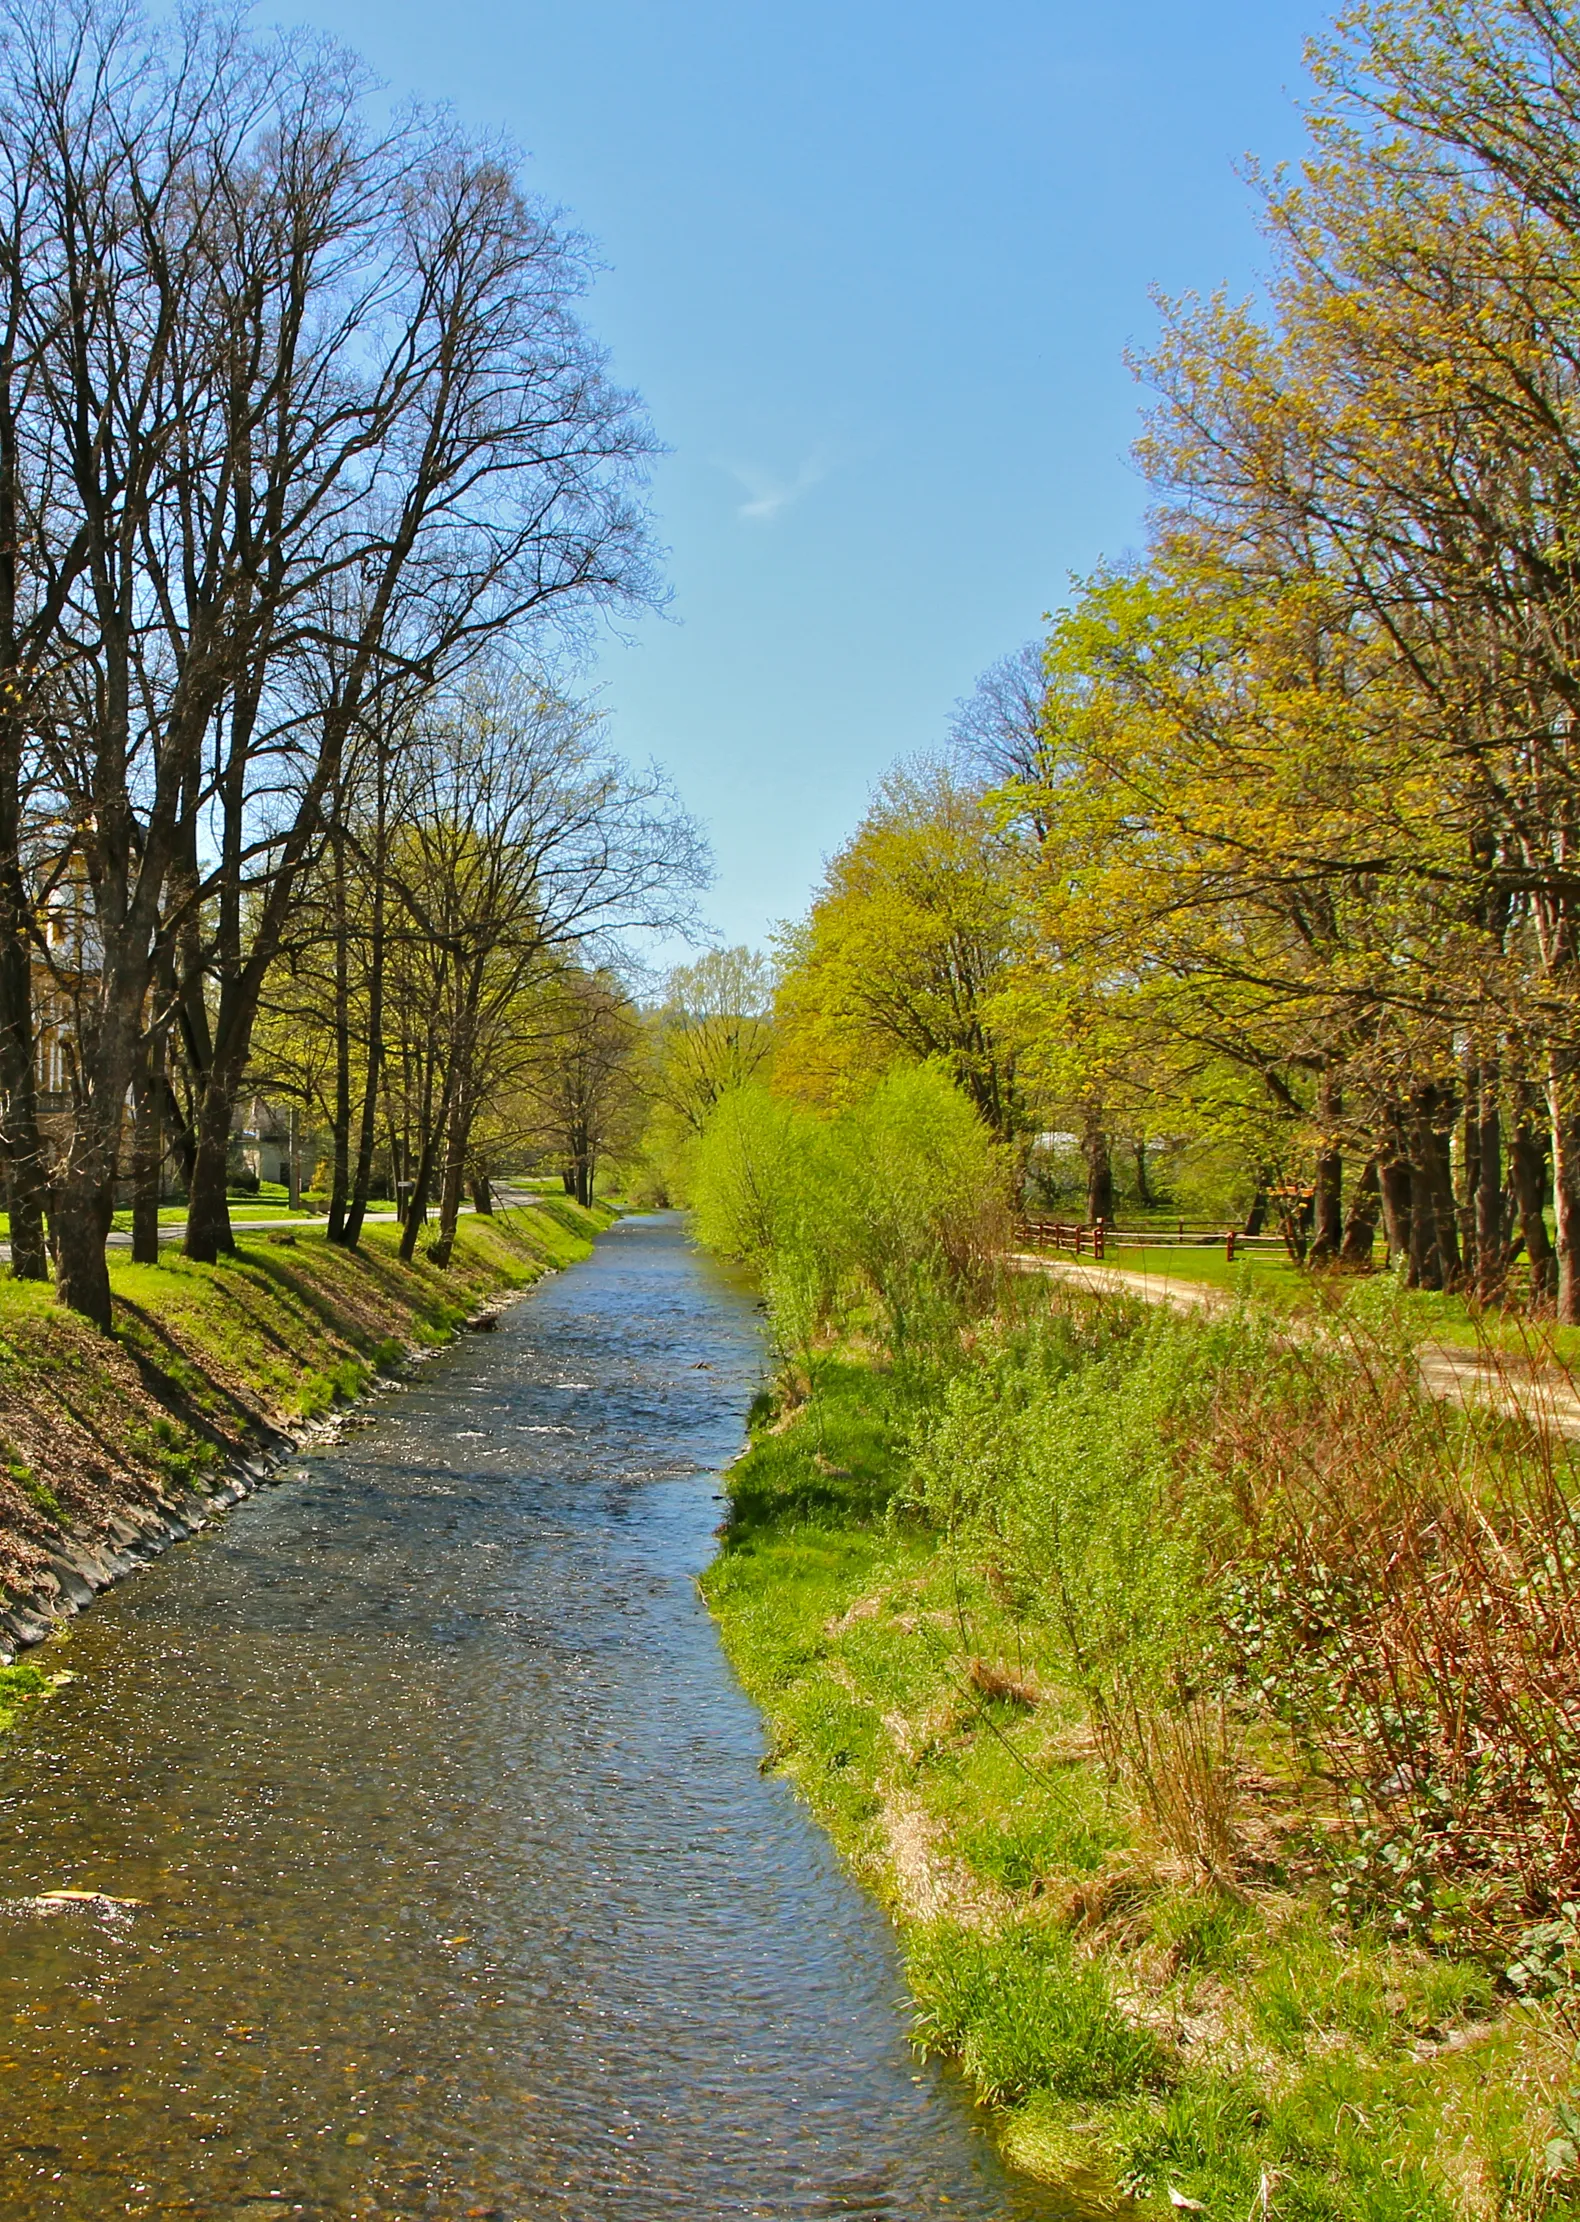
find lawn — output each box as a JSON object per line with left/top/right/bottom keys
{"left": 0, "top": 1199, "right": 612, "bottom": 1606}
{"left": 1074, "top": 1240, "right": 1580, "bottom": 1370}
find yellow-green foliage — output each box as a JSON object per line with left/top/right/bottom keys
{"left": 692, "top": 1066, "right": 1009, "bottom": 1375}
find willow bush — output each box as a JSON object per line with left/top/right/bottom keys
{"left": 692, "top": 1066, "right": 1009, "bottom": 1384}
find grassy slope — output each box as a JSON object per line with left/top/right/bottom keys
{"left": 702, "top": 1360, "right": 1577, "bottom": 2221}
{"left": 0, "top": 1199, "right": 610, "bottom": 1606}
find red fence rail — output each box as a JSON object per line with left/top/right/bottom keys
{"left": 1015, "top": 1220, "right": 1294, "bottom": 1262}
{"left": 1016, "top": 1218, "right": 1107, "bottom": 1261}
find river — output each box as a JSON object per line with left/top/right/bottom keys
{"left": 0, "top": 1213, "right": 1070, "bottom": 2221}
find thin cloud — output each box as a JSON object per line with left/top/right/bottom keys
{"left": 722, "top": 452, "right": 829, "bottom": 523}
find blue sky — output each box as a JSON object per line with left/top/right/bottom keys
{"left": 282, "top": 0, "right": 1315, "bottom": 958}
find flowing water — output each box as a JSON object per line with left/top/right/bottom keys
{"left": 0, "top": 1214, "right": 1071, "bottom": 2221}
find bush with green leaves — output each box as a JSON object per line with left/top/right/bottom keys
{"left": 913, "top": 1298, "right": 1253, "bottom": 1876}
{"left": 692, "top": 1065, "right": 1008, "bottom": 1380}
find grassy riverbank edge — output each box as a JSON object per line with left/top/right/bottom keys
{"left": 0, "top": 1197, "right": 614, "bottom": 1713}
{"left": 701, "top": 1353, "right": 1579, "bottom": 2221}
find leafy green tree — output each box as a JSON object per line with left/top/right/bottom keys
{"left": 773, "top": 766, "right": 1030, "bottom": 1143}
{"left": 642, "top": 946, "right": 776, "bottom": 1199}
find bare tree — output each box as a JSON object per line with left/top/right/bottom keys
{"left": 380, "top": 674, "right": 705, "bottom": 1264}
{"left": 0, "top": 0, "right": 662, "bottom": 1324}
{"left": 949, "top": 641, "right": 1048, "bottom": 789}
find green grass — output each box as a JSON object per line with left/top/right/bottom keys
{"left": 104, "top": 1206, "right": 601, "bottom": 1423}
{"left": 701, "top": 1351, "right": 1580, "bottom": 2218}
{"left": 105, "top": 1200, "right": 325, "bottom": 1233}
{"left": 1094, "top": 1243, "right": 1310, "bottom": 1298}
{"left": 0, "top": 1656, "right": 53, "bottom": 1732}
{"left": 1064, "top": 1242, "right": 1580, "bottom": 1372}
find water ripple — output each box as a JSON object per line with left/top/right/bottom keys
{"left": 0, "top": 1215, "right": 1072, "bottom": 2221}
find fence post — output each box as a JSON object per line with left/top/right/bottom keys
{"left": 1094, "top": 1219, "right": 1105, "bottom": 1262}
{"left": 1226, "top": 1228, "right": 1236, "bottom": 1261}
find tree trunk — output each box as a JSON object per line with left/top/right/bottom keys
{"left": 341, "top": 861, "right": 386, "bottom": 1252}
{"left": 51, "top": 912, "right": 157, "bottom": 1325}
{"left": 470, "top": 1171, "right": 493, "bottom": 1214}
{"left": 1309, "top": 1066, "right": 1343, "bottom": 1262}
{"left": 184, "top": 1044, "right": 247, "bottom": 1264}
{"left": 1339, "top": 1154, "right": 1380, "bottom": 1267}
{"left": 1279, "top": 1189, "right": 1312, "bottom": 1263}
{"left": 399, "top": 1125, "right": 440, "bottom": 1261}
{"left": 1406, "top": 1083, "right": 1461, "bottom": 1291}
{"left": 1509, "top": 1093, "right": 1555, "bottom": 1304}
{"left": 1548, "top": 1048, "right": 1580, "bottom": 1324}
{"left": 1458, "top": 1070, "right": 1480, "bottom": 1282}
{"left": 1082, "top": 1108, "right": 1114, "bottom": 1224}
{"left": 185, "top": 1116, "right": 235, "bottom": 1264}
{"left": 429, "top": 1088, "right": 473, "bottom": 1269}
{"left": 327, "top": 825, "right": 352, "bottom": 1243}
{"left": 53, "top": 1160, "right": 116, "bottom": 1332}
{"left": 0, "top": 370, "right": 49, "bottom": 1281}
{"left": 0, "top": 884, "right": 47, "bottom": 1279}
{"left": 399, "top": 1046, "right": 461, "bottom": 1265}
{"left": 130, "top": 1042, "right": 163, "bottom": 1266}
{"left": 1474, "top": 1061, "right": 1505, "bottom": 1300}
{"left": 286, "top": 1105, "right": 301, "bottom": 1212}
{"left": 570, "top": 1118, "right": 595, "bottom": 1208}
{"left": 181, "top": 978, "right": 270, "bottom": 1265}
{"left": 160, "top": 1073, "right": 198, "bottom": 1194}
{"left": 1379, "top": 1151, "right": 1412, "bottom": 1269}
{"left": 1132, "top": 1138, "right": 1154, "bottom": 1208}
{"left": 1310, "top": 1149, "right": 1343, "bottom": 1261}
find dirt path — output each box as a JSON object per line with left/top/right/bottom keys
{"left": 1010, "top": 1250, "right": 1580, "bottom": 1439}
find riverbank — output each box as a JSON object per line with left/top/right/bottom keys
{"left": 0, "top": 1198, "right": 612, "bottom": 1669}
{"left": 701, "top": 1312, "right": 1580, "bottom": 2220}
{"left": 0, "top": 1210, "right": 1057, "bottom": 2222}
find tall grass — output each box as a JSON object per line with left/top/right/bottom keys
{"left": 916, "top": 1287, "right": 1580, "bottom": 1942}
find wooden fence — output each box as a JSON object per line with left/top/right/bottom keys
{"left": 1016, "top": 1218, "right": 1108, "bottom": 1260}
{"left": 1016, "top": 1220, "right": 1294, "bottom": 1263}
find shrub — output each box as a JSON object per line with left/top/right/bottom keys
{"left": 692, "top": 1067, "right": 1010, "bottom": 1380}
{"left": 916, "top": 1285, "right": 1580, "bottom": 1932}
{"left": 916, "top": 1300, "right": 1246, "bottom": 1880}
